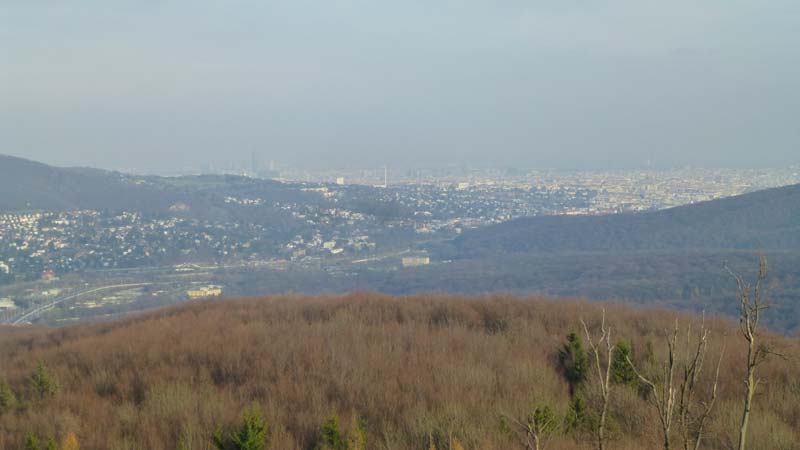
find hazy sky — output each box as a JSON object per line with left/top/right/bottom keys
{"left": 2, "top": 1, "right": 799, "bottom": 171}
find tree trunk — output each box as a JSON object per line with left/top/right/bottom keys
{"left": 598, "top": 402, "right": 607, "bottom": 450}
{"left": 738, "top": 346, "right": 756, "bottom": 450}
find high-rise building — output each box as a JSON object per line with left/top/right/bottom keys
{"left": 251, "top": 151, "right": 259, "bottom": 174}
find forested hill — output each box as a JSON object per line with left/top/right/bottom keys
{"left": 0, "top": 154, "right": 314, "bottom": 216}
{"left": 0, "top": 294, "right": 797, "bottom": 449}
{"left": 0, "top": 154, "right": 174, "bottom": 212}
{"left": 445, "top": 183, "right": 800, "bottom": 257}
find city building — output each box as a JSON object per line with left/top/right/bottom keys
{"left": 187, "top": 286, "right": 223, "bottom": 300}
{"left": 402, "top": 256, "right": 430, "bottom": 267}
{"left": 0, "top": 298, "right": 16, "bottom": 310}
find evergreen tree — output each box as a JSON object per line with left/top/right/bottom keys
{"left": 558, "top": 332, "right": 588, "bottom": 394}
{"left": 212, "top": 407, "right": 269, "bottom": 450}
{"left": 24, "top": 433, "right": 41, "bottom": 450}
{"left": 0, "top": 376, "right": 16, "bottom": 414}
{"left": 45, "top": 437, "right": 58, "bottom": 450}
{"left": 611, "top": 340, "right": 637, "bottom": 385}
{"left": 29, "top": 362, "right": 59, "bottom": 399}
{"left": 531, "top": 405, "right": 558, "bottom": 435}
{"left": 564, "top": 393, "right": 592, "bottom": 433}
{"left": 316, "top": 414, "right": 345, "bottom": 450}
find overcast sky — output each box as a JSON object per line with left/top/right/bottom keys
{"left": 2, "top": 1, "right": 799, "bottom": 172}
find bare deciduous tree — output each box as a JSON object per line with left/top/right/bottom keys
{"left": 501, "top": 406, "right": 562, "bottom": 450}
{"left": 627, "top": 317, "right": 725, "bottom": 450}
{"left": 580, "top": 310, "right": 615, "bottom": 450}
{"left": 727, "top": 256, "right": 775, "bottom": 450}
{"left": 676, "top": 317, "right": 724, "bottom": 450}
{"left": 626, "top": 321, "right": 680, "bottom": 450}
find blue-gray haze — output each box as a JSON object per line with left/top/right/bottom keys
{"left": 1, "top": 1, "right": 798, "bottom": 171}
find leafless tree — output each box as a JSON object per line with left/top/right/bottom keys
{"left": 676, "top": 317, "right": 724, "bottom": 450}
{"left": 580, "top": 310, "right": 615, "bottom": 450}
{"left": 501, "top": 407, "right": 562, "bottom": 450}
{"left": 627, "top": 317, "right": 725, "bottom": 450}
{"left": 626, "top": 321, "right": 680, "bottom": 450}
{"left": 727, "top": 256, "right": 775, "bottom": 450}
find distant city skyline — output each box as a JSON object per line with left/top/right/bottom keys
{"left": 2, "top": 151, "right": 799, "bottom": 178}
{"left": 2, "top": 1, "right": 799, "bottom": 171}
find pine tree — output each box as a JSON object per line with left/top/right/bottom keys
{"left": 45, "top": 437, "right": 57, "bottom": 450}
{"left": 212, "top": 407, "right": 269, "bottom": 450}
{"left": 29, "top": 362, "right": 59, "bottom": 399}
{"left": 564, "top": 393, "right": 591, "bottom": 433}
{"left": 531, "top": 406, "right": 558, "bottom": 435}
{"left": 25, "top": 433, "right": 41, "bottom": 450}
{"left": 316, "top": 414, "right": 345, "bottom": 450}
{"left": 558, "top": 332, "right": 588, "bottom": 394}
{"left": 0, "top": 377, "right": 16, "bottom": 414}
{"left": 611, "top": 340, "right": 637, "bottom": 385}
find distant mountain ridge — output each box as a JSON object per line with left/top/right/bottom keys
{"left": 0, "top": 154, "right": 312, "bottom": 216}
{"left": 445, "top": 183, "right": 800, "bottom": 256}
{"left": 0, "top": 154, "right": 176, "bottom": 212}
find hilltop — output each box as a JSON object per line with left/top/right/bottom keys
{"left": 416, "top": 187, "right": 800, "bottom": 332}
{"left": 0, "top": 294, "right": 797, "bottom": 450}
{"left": 445, "top": 183, "right": 800, "bottom": 256}
{"left": 0, "top": 154, "right": 316, "bottom": 217}
{"left": 0, "top": 154, "right": 173, "bottom": 212}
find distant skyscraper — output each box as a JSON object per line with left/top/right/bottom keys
{"left": 251, "top": 152, "right": 259, "bottom": 174}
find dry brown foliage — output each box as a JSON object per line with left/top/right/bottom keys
{"left": 0, "top": 293, "right": 797, "bottom": 450}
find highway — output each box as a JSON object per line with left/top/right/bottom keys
{"left": 9, "top": 283, "right": 155, "bottom": 325}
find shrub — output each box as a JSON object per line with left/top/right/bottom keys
{"left": 346, "top": 416, "right": 367, "bottom": 450}
{"left": 61, "top": 433, "right": 80, "bottom": 450}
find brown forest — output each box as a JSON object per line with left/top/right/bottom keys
{"left": 0, "top": 293, "right": 798, "bottom": 450}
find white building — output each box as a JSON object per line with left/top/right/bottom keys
{"left": 0, "top": 298, "right": 16, "bottom": 310}
{"left": 402, "top": 256, "right": 431, "bottom": 267}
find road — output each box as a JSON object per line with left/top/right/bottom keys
{"left": 9, "top": 283, "right": 155, "bottom": 325}
{"left": 1, "top": 245, "right": 437, "bottom": 325}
